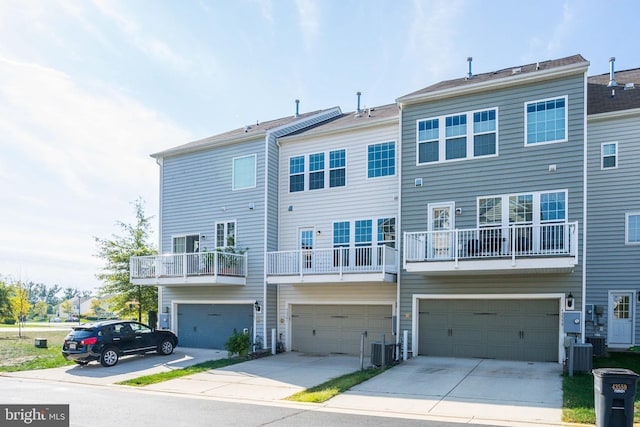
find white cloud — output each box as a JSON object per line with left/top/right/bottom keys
{"left": 0, "top": 57, "right": 191, "bottom": 290}
{"left": 295, "top": 0, "right": 320, "bottom": 52}
{"left": 251, "top": 0, "right": 274, "bottom": 23}
{"left": 91, "top": 0, "right": 191, "bottom": 71}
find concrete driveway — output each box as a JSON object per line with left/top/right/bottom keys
{"left": 1, "top": 347, "right": 228, "bottom": 386}
{"left": 325, "top": 356, "right": 563, "bottom": 426}
{"left": 2, "top": 350, "right": 563, "bottom": 425}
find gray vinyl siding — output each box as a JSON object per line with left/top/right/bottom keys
{"left": 399, "top": 73, "right": 586, "bottom": 347}
{"left": 586, "top": 112, "right": 640, "bottom": 340}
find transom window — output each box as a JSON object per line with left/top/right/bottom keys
{"left": 417, "top": 108, "right": 498, "bottom": 164}
{"left": 601, "top": 142, "right": 618, "bottom": 169}
{"left": 626, "top": 213, "right": 640, "bottom": 245}
{"left": 367, "top": 142, "right": 395, "bottom": 178}
{"left": 232, "top": 154, "right": 256, "bottom": 190}
{"left": 525, "top": 96, "right": 567, "bottom": 145}
{"left": 309, "top": 153, "right": 325, "bottom": 190}
{"left": 216, "top": 221, "right": 236, "bottom": 248}
{"left": 289, "top": 156, "right": 304, "bottom": 192}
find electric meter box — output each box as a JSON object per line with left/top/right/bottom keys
{"left": 564, "top": 311, "right": 582, "bottom": 333}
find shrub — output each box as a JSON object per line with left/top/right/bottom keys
{"left": 224, "top": 329, "right": 250, "bottom": 356}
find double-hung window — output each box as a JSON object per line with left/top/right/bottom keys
{"left": 626, "top": 213, "right": 640, "bottom": 245}
{"left": 367, "top": 142, "right": 395, "bottom": 178}
{"left": 309, "top": 153, "right": 325, "bottom": 190}
{"left": 525, "top": 96, "right": 567, "bottom": 145}
{"left": 289, "top": 156, "right": 304, "bottom": 192}
{"left": 232, "top": 154, "right": 256, "bottom": 190}
{"left": 329, "top": 149, "right": 346, "bottom": 187}
{"left": 417, "top": 108, "right": 497, "bottom": 164}
{"left": 418, "top": 119, "right": 439, "bottom": 163}
{"left": 601, "top": 142, "right": 618, "bottom": 169}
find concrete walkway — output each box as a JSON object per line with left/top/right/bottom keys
{"left": 2, "top": 350, "right": 563, "bottom": 426}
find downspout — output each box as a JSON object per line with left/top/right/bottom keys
{"left": 156, "top": 156, "right": 164, "bottom": 321}
{"left": 262, "top": 133, "right": 270, "bottom": 350}
{"left": 396, "top": 103, "right": 403, "bottom": 350}
{"left": 581, "top": 70, "right": 588, "bottom": 343}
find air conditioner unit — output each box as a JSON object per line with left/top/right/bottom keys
{"left": 371, "top": 342, "right": 394, "bottom": 367}
{"left": 572, "top": 343, "right": 593, "bottom": 373}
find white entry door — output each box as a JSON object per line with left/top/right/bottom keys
{"left": 608, "top": 292, "right": 634, "bottom": 347}
{"left": 428, "top": 203, "right": 455, "bottom": 259}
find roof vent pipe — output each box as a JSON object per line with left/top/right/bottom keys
{"left": 607, "top": 57, "right": 618, "bottom": 88}
{"left": 356, "top": 91, "right": 362, "bottom": 113}
{"left": 467, "top": 57, "right": 473, "bottom": 79}
{"left": 295, "top": 99, "right": 300, "bottom": 117}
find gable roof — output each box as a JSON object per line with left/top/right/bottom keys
{"left": 397, "top": 54, "right": 589, "bottom": 104}
{"left": 588, "top": 68, "right": 640, "bottom": 115}
{"left": 152, "top": 107, "right": 341, "bottom": 158}
{"left": 279, "top": 103, "right": 398, "bottom": 141}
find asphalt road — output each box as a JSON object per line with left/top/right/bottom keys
{"left": 0, "top": 377, "right": 500, "bottom": 427}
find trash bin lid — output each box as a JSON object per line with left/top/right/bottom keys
{"left": 593, "top": 368, "right": 640, "bottom": 378}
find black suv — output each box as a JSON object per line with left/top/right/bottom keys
{"left": 62, "top": 320, "right": 178, "bottom": 367}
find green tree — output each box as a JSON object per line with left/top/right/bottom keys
{"left": 10, "top": 282, "right": 31, "bottom": 337}
{"left": 95, "top": 198, "right": 157, "bottom": 322}
{"left": 0, "top": 280, "right": 13, "bottom": 320}
{"left": 60, "top": 300, "right": 73, "bottom": 318}
{"left": 33, "top": 300, "right": 48, "bottom": 320}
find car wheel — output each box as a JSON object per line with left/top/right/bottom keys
{"left": 100, "top": 348, "right": 119, "bottom": 367}
{"left": 158, "top": 339, "right": 174, "bottom": 355}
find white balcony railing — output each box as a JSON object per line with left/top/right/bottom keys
{"left": 266, "top": 245, "right": 398, "bottom": 277}
{"left": 404, "top": 222, "right": 578, "bottom": 266}
{"left": 130, "top": 251, "right": 247, "bottom": 281}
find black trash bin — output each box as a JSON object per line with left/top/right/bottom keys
{"left": 593, "top": 368, "right": 639, "bottom": 427}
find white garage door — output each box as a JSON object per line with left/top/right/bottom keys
{"left": 418, "top": 299, "right": 559, "bottom": 362}
{"left": 291, "top": 304, "right": 392, "bottom": 356}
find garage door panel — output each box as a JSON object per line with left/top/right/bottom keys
{"left": 291, "top": 305, "right": 392, "bottom": 356}
{"left": 419, "top": 299, "right": 559, "bottom": 362}
{"left": 178, "top": 304, "right": 253, "bottom": 349}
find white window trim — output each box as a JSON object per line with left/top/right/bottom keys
{"left": 232, "top": 154, "right": 257, "bottom": 191}
{"left": 601, "top": 141, "right": 618, "bottom": 170}
{"left": 524, "top": 95, "right": 569, "bottom": 146}
{"left": 288, "top": 154, "right": 305, "bottom": 193}
{"left": 330, "top": 217, "right": 396, "bottom": 246}
{"left": 171, "top": 233, "right": 201, "bottom": 254}
{"left": 625, "top": 212, "right": 640, "bottom": 245}
{"left": 476, "top": 189, "right": 569, "bottom": 228}
{"left": 366, "top": 140, "right": 397, "bottom": 179}
{"left": 214, "top": 220, "right": 237, "bottom": 248}
{"left": 288, "top": 149, "right": 348, "bottom": 193}
{"left": 416, "top": 107, "right": 499, "bottom": 165}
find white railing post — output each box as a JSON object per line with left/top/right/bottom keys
{"left": 511, "top": 226, "right": 516, "bottom": 266}
{"left": 453, "top": 229, "right": 459, "bottom": 267}
{"left": 381, "top": 245, "right": 386, "bottom": 274}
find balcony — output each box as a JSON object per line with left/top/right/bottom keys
{"left": 266, "top": 245, "right": 398, "bottom": 284}
{"left": 403, "top": 222, "right": 578, "bottom": 275}
{"left": 130, "top": 251, "right": 247, "bottom": 286}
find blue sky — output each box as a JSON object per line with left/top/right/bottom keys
{"left": 0, "top": 0, "right": 638, "bottom": 292}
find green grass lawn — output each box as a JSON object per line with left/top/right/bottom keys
{"left": 563, "top": 352, "right": 640, "bottom": 424}
{"left": 0, "top": 330, "right": 74, "bottom": 371}
{"left": 285, "top": 368, "right": 385, "bottom": 403}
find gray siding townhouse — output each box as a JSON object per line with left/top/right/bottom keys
{"left": 585, "top": 62, "right": 640, "bottom": 350}
{"left": 397, "top": 55, "right": 589, "bottom": 363}
{"left": 130, "top": 106, "right": 341, "bottom": 350}
{"left": 265, "top": 103, "right": 400, "bottom": 356}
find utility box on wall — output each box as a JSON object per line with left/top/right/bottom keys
{"left": 159, "top": 314, "right": 170, "bottom": 329}
{"left": 564, "top": 312, "right": 582, "bottom": 334}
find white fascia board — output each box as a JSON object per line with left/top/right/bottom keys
{"left": 397, "top": 61, "right": 590, "bottom": 106}
{"left": 588, "top": 107, "right": 640, "bottom": 122}
{"left": 151, "top": 133, "right": 263, "bottom": 159}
